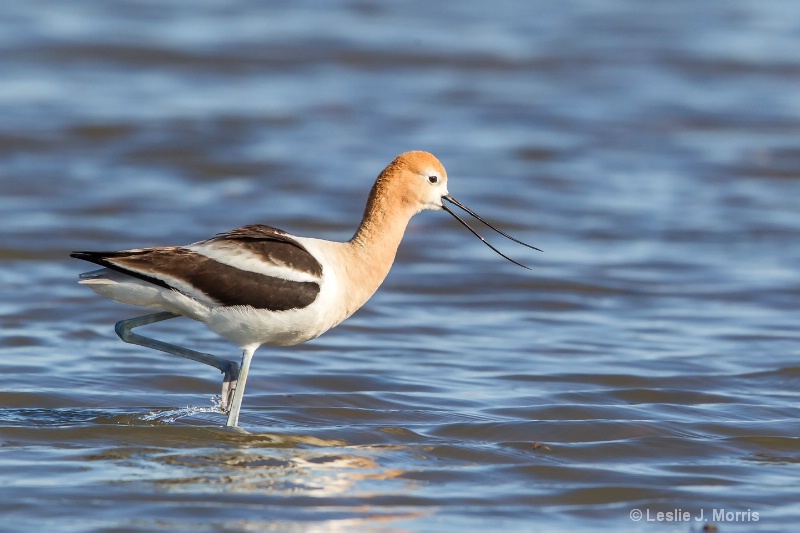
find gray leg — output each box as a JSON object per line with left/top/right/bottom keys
{"left": 114, "top": 312, "right": 240, "bottom": 421}
{"left": 225, "top": 347, "right": 254, "bottom": 427}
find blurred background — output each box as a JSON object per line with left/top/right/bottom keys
{"left": 2, "top": 1, "right": 799, "bottom": 531}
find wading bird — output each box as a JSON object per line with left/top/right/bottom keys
{"left": 71, "top": 151, "right": 540, "bottom": 426}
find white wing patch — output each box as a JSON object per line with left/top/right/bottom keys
{"left": 187, "top": 242, "right": 320, "bottom": 284}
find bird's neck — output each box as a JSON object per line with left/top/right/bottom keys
{"left": 341, "top": 179, "right": 417, "bottom": 309}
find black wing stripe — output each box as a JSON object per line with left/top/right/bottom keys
{"left": 70, "top": 251, "right": 173, "bottom": 290}
{"left": 206, "top": 225, "right": 323, "bottom": 278}
{"left": 71, "top": 249, "right": 320, "bottom": 311}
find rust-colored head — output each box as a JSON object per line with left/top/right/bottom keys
{"left": 366, "top": 151, "right": 450, "bottom": 217}
{"left": 359, "top": 150, "right": 540, "bottom": 269}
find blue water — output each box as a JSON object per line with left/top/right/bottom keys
{"left": 2, "top": 1, "right": 800, "bottom": 531}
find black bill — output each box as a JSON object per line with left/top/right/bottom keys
{"left": 441, "top": 194, "right": 542, "bottom": 270}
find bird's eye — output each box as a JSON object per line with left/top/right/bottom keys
{"left": 428, "top": 175, "right": 439, "bottom": 184}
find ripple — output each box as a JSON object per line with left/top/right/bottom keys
{"left": 3, "top": 0, "right": 800, "bottom": 530}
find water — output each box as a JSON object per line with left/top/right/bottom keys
{"left": 2, "top": 1, "right": 800, "bottom": 531}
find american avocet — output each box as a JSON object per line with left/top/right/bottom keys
{"left": 71, "top": 151, "right": 540, "bottom": 427}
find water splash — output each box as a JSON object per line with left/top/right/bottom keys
{"left": 140, "top": 395, "right": 226, "bottom": 424}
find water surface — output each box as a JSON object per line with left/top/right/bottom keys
{"left": 2, "top": 1, "right": 800, "bottom": 531}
